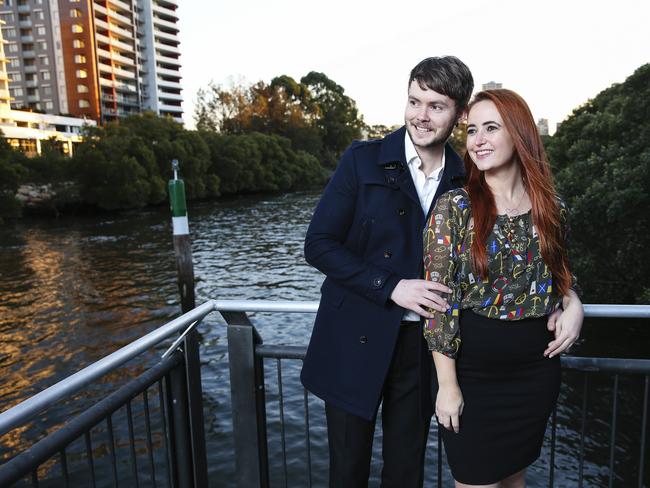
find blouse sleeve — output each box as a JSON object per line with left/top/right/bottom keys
{"left": 558, "top": 199, "right": 581, "bottom": 297}
{"left": 422, "top": 190, "right": 469, "bottom": 359}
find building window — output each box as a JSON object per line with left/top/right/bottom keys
{"left": 39, "top": 55, "right": 49, "bottom": 65}
{"left": 39, "top": 40, "right": 47, "bottom": 50}
{"left": 10, "top": 87, "right": 24, "bottom": 97}
{"left": 76, "top": 69, "right": 87, "bottom": 78}
{"left": 70, "top": 8, "right": 82, "bottom": 18}
{"left": 77, "top": 84, "right": 88, "bottom": 93}
{"left": 1, "top": 13, "right": 15, "bottom": 23}
{"left": 44, "top": 101, "right": 53, "bottom": 110}
{"left": 79, "top": 99, "right": 90, "bottom": 108}
{"left": 34, "top": 10, "right": 45, "bottom": 21}
{"left": 71, "top": 24, "right": 83, "bottom": 33}
{"left": 7, "top": 43, "right": 19, "bottom": 53}
{"left": 9, "top": 72, "right": 22, "bottom": 82}
{"left": 43, "top": 86, "right": 52, "bottom": 95}
{"left": 5, "top": 28, "right": 16, "bottom": 38}
{"left": 8, "top": 58, "right": 20, "bottom": 68}
{"left": 40, "top": 70, "right": 50, "bottom": 80}
{"left": 34, "top": 0, "right": 43, "bottom": 4}
{"left": 74, "top": 54, "right": 86, "bottom": 63}
{"left": 36, "top": 26, "right": 47, "bottom": 36}
{"left": 72, "top": 39, "right": 85, "bottom": 48}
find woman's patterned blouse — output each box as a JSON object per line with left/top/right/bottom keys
{"left": 422, "top": 188, "right": 575, "bottom": 358}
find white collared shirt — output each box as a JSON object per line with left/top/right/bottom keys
{"left": 404, "top": 131, "right": 446, "bottom": 215}
{"left": 403, "top": 131, "right": 446, "bottom": 322}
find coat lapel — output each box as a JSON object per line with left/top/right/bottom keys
{"left": 376, "top": 127, "right": 421, "bottom": 208}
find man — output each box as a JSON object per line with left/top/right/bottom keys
{"left": 301, "top": 56, "right": 474, "bottom": 487}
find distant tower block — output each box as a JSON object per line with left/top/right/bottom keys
{"left": 537, "top": 118, "right": 549, "bottom": 136}
{"left": 482, "top": 81, "right": 503, "bottom": 91}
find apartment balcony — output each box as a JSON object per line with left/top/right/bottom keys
{"left": 156, "top": 79, "right": 181, "bottom": 92}
{"left": 107, "top": 9, "right": 133, "bottom": 28}
{"left": 96, "top": 48, "right": 136, "bottom": 67}
{"left": 17, "top": 4, "right": 30, "bottom": 13}
{"left": 19, "top": 20, "right": 32, "bottom": 28}
{"left": 153, "top": 1, "right": 179, "bottom": 17}
{"left": 24, "top": 65, "right": 36, "bottom": 73}
{"left": 27, "top": 94, "right": 40, "bottom": 102}
{"left": 107, "top": 0, "right": 132, "bottom": 14}
{"left": 155, "top": 53, "right": 180, "bottom": 66}
{"left": 155, "top": 66, "right": 180, "bottom": 78}
{"left": 153, "top": 29, "right": 179, "bottom": 44}
{"left": 99, "top": 77, "right": 137, "bottom": 94}
{"left": 25, "top": 79, "right": 38, "bottom": 87}
{"left": 158, "top": 92, "right": 182, "bottom": 102}
{"left": 152, "top": 16, "right": 178, "bottom": 32}
{"left": 95, "top": 33, "right": 134, "bottom": 53}
{"left": 158, "top": 103, "right": 182, "bottom": 115}
{"left": 154, "top": 41, "right": 180, "bottom": 56}
{"left": 22, "top": 50, "right": 35, "bottom": 58}
{"left": 21, "top": 35, "right": 34, "bottom": 43}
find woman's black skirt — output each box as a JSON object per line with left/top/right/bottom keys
{"left": 435, "top": 310, "right": 561, "bottom": 485}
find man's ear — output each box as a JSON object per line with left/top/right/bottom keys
{"left": 456, "top": 109, "right": 468, "bottom": 126}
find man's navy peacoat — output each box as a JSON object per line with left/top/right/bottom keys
{"left": 301, "top": 126, "right": 465, "bottom": 421}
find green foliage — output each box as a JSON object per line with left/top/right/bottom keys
{"left": 547, "top": 64, "right": 650, "bottom": 304}
{"left": 194, "top": 72, "right": 364, "bottom": 168}
{"left": 0, "top": 132, "right": 27, "bottom": 220}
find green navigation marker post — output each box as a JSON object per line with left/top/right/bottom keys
{"left": 166, "top": 158, "right": 208, "bottom": 487}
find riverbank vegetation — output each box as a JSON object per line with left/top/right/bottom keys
{"left": 1, "top": 66, "right": 648, "bottom": 302}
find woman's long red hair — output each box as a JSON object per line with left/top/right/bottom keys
{"left": 464, "top": 89, "right": 572, "bottom": 296}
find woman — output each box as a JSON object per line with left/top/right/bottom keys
{"left": 423, "top": 89, "right": 584, "bottom": 488}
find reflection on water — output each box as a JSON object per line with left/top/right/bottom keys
{"left": 0, "top": 191, "right": 648, "bottom": 487}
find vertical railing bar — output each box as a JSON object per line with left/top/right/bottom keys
{"left": 30, "top": 469, "right": 39, "bottom": 487}
{"left": 579, "top": 374, "right": 589, "bottom": 488}
{"left": 609, "top": 374, "right": 619, "bottom": 488}
{"left": 85, "top": 431, "right": 97, "bottom": 488}
{"left": 159, "top": 379, "right": 173, "bottom": 488}
{"left": 277, "top": 358, "right": 288, "bottom": 488}
{"left": 126, "top": 400, "right": 140, "bottom": 488}
{"left": 60, "top": 449, "right": 70, "bottom": 488}
{"left": 143, "top": 389, "right": 157, "bottom": 488}
{"left": 548, "top": 407, "right": 557, "bottom": 488}
{"left": 638, "top": 375, "right": 648, "bottom": 488}
{"left": 303, "top": 388, "right": 312, "bottom": 488}
{"left": 437, "top": 426, "right": 442, "bottom": 488}
{"left": 107, "top": 414, "right": 119, "bottom": 488}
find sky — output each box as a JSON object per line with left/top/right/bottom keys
{"left": 176, "top": 0, "right": 650, "bottom": 134}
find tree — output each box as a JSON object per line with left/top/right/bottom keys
{"left": 546, "top": 63, "right": 650, "bottom": 303}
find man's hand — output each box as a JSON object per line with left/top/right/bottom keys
{"left": 545, "top": 292, "right": 584, "bottom": 358}
{"left": 390, "top": 279, "right": 451, "bottom": 318}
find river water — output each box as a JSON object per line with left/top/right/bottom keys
{"left": 0, "top": 191, "right": 648, "bottom": 487}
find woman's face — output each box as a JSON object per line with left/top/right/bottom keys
{"left": 466, "top": 100, "right": 515, "bottom": 173}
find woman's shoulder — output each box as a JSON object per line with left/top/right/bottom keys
{"left": 437, "top": 188, "right": 471, "bottom": 211}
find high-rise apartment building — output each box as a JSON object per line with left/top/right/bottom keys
{"left": 0, "top": 0, "right": 182, "bottom": 123}
{"left": 482, "top": 81, "right": 503, "bottom": 91}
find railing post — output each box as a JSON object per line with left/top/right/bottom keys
{"left": 167, "top": 361, "right": 194, "bottom": 488}
{"left": 225, "top": 312, "right": 270, "bottom": 488}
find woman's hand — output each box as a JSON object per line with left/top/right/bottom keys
{"left": 545, "top": 290, "right": 584, "bottom": 358}
{"left": 436, "top": 384, "right": 464, "bottom": 433}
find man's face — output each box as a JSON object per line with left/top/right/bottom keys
{"left": 404, "top": 80, "right": 460, "bottom": 150}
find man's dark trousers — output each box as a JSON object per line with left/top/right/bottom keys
{"left": 326, "top": 322, "right": 431, "bottom": 488}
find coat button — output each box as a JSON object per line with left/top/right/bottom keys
{"left": 398, "top": 208, "right": 406, "bottom": 216}
{"left": 388, "top": 176, "right": 396, "bottom": 184}
{"left": 384, "top": 250, "right": 392, "bottom": 258}
{"left": 359, "top": 336, "right": 368, "bottom": 344}
{"left": 372, "top": 277, "right": 383, "bottom": 288}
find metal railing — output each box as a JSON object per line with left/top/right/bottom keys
{"left": 0, "top": 301, "right": 648, "bottom": 487}
{"left": 0, "top": 301, "right": 215, "bottom": 487}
